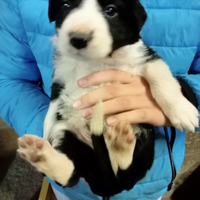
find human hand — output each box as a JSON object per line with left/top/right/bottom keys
{"left": 73, "top": 70, "right": 171, "bottom": 127}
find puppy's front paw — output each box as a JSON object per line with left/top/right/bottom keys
{"left": 165, "top": 97, "right": 199, "bottom": 132}
{"left": 105, "top": 122, "right": 136, "bottom": 175}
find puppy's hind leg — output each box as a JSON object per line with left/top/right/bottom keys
{"left": 89, "top": 101, "right": 123, "bottom": 196}
{"left": 90, "top": 101, "right": 137, "bottom": 175}
{"left": 104, "top": 122, "right": 137, "bottom": 175}
{"left": 17, "top": 134, "right": 75, "bottom": 186}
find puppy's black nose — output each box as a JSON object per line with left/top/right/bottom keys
{"left": 69, "top": 32, "right": 92, "bottom": 50}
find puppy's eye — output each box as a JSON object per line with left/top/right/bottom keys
{"left": 63, "top": 0, "right": 70, "bottom": 8}
{"left": 104, "top": 5, "right": 117, "bottom": 17}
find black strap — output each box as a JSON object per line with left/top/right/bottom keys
{"left": 164, "top": 127, "right": 177, "bottom": 191}
{"left": 170, "top": 127, "right": 176, "bottom": 150}
{"left": 102, "top": 197, "right": 110, "bottom": 200}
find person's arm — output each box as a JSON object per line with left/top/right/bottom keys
{"left": 0, "top": 1, "right": 49, "bottom": 137}
{"left": 0, "top": 74, "right": 49, "bottom": 137}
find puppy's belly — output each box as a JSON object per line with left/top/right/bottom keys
{"left": 58, "top": 106, "right": 93, "bottom": 147}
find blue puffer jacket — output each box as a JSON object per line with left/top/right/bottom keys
{"left": 0, "top": 0, "right": 200, "bottom": 199}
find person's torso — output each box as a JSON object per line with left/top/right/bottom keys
{"left": 7, "top": 0, "right": 200, "bottom": 199}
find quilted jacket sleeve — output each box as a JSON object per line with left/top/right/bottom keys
{"left": 0, "top": 1, "right": 49, "bottom": 137}
{"left": 178, "top": 43, "right": 200, "bottom": 131}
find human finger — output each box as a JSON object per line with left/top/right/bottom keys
{"left": 77, "top": 70, "right": 137, "bottom": 88}
{"left": 106, "top": 108, "right": 171, "bottom": 127}
{"left": 73, "top": 83, "right": 146, "bottom": 109}
{"left": 82, "top": 95, "right": 152, "bottom": 119}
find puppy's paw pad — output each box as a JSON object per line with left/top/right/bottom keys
{"left": 17, "top": 135, "right": 45, "bottom": 163}
{"left": 18, "top": 141, "right": 26, "bottom": 148}
{"left": 30, "top": 151, "right": 44, "bottom": 162}
{"left": 105, "top": 122, "right": 136, "bottom": 151}
{"left": 24, "top": 136, "right": 33, "bottom": 145}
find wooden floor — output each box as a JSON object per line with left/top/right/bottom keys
{"left": 46, "top": 185, "right": 57, "bottom": 200}
{"left": 39, "top": 178, "right": 57, "bottom": 200}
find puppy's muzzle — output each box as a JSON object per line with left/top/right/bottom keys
{"left": 69, "top": 32, "right": 93, "bottom": 49}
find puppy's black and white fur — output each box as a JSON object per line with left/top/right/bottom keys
{"left": 18, "top": 0, "right": 199, "bottom": 198}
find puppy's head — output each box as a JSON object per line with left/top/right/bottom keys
{"left": 49, "top": 0, "right": 147, "bottom": 59}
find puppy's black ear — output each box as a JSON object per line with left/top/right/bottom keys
{"left": 133, "top": 0, "right": 147, "bottom": 32}
{"left": 48, "top": 0, "right": 60, "bottom": 22}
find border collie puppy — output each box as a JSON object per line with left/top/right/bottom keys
{"left": 17, "top": 0, "right": 199, "bottom": 197}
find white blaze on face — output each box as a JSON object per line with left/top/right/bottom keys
{"left": 55, "top": 0, "right": 113, "bottom": 59}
